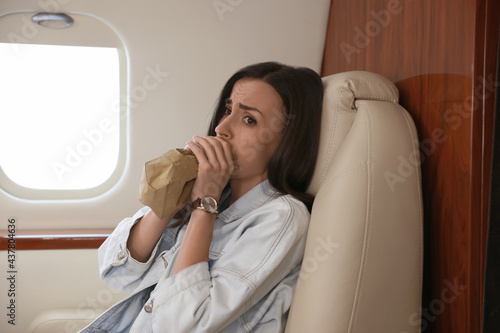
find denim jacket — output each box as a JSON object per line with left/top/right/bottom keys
{"left": 80, "top": 180, "right": 310, "bottom": 333}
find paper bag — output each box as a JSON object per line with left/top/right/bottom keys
{"left": 139, "top": 148, "right": 198, "bottom": 219}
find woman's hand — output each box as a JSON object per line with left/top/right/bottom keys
{"left": 186, "top": 136, "right": 236, "bottom": 202}
{"left": 172, "top": 136, "right": 235, "bottom": 275}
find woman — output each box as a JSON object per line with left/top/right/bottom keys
{"left": 80, "top": 61, "right": 323, "bottom": 332}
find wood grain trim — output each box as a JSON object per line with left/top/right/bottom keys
{"left": 0, "top": 229, "right": 112, "bottom": 250}
{"left": 470, "top": 0, "right": 500, "bottom": 330}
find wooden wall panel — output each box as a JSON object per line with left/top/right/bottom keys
{"left": 322, "top": 0, "right": 498, "bottom": 332}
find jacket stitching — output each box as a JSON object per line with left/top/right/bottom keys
{"left": 211, "top": 198, "right": 297, "bottom": 292}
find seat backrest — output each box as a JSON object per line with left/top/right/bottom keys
{"left": 285, "top": 71, "right": 423, "bottom": 333}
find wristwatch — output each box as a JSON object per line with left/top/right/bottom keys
{"left": 191, "top": 196, "right": 218, "bottom": 214}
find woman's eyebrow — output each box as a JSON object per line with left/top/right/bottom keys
{"left": 225, "top": 98, "right": 262, "bottom": 115}
{"left": 239, "top": 103, "right": 262, "bottom": 115}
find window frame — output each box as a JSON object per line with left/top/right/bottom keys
{"left": 0, "top": 12, "right": 128, "bottom": 200}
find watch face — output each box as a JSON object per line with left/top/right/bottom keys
{"left": 201, "top": 196, "right": 217, "bottom": 213}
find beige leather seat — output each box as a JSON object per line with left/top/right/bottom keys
{"left": 285, "top": 71, "right": 423, "bottom": 333}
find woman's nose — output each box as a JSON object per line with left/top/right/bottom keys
{"left": 215, "top": 116, "right": 232, "bottom": 140}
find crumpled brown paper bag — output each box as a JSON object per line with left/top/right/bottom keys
{"left": 138, "top": 148, "right": 198, "bottom": 219}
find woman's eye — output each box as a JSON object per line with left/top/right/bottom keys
{"left": 244, "top": 116, "right": 257, "bottom": 125}
{"left": 224, "top": 107, "right": 232, "bottom": 115}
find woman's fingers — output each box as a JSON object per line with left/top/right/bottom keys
{"left": 186, "top": 136, "right": 234, "bottom": 200}
{"left": 205, "top": 136, "right": 233, "bottom": 171}
{"left": 198, "top": 136, "right": 222, "bottom": 167}
{"left": 190, "top": 136, "right": 233, "bottom": 169}
{"left": 185, "top": 139, "right": 207, "bottom": 163}
{"left": 212, "top": 136, "right": 238, "bottom": 174}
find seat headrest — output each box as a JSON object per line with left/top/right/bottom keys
{"left": 307, "top": 71, "right": 399, "bottom": 196}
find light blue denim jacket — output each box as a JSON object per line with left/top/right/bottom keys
{"left": 80, "top": 180, "right": 310, "bottom": 333}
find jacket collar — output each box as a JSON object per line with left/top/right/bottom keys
{"left": 217, "top": 180, "right": 281, "bottom": 223}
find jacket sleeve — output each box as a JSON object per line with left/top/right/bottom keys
{"left": 147, "top": 196, "right": 310, "bottom": 332}
{"left": 98, "top": 206, "right": 179, "bottom": 293}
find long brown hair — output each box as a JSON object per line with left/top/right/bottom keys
{"left": 207, "top": 61, "right": 323, "bottom": 210}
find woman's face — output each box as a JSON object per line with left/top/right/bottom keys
{"left": 215, "top": 78, "right": 285, "bottom": 184}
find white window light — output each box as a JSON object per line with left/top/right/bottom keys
{"left": 0, "top": 43, "right": 122, "bottom": 195}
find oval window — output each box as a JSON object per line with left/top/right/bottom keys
{"left": 0, "top": 12, "right": 127, "bottom": 199}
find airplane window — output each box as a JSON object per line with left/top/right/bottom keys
{"left": 0, "top": 43, "right": 121, "bottom": 193}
